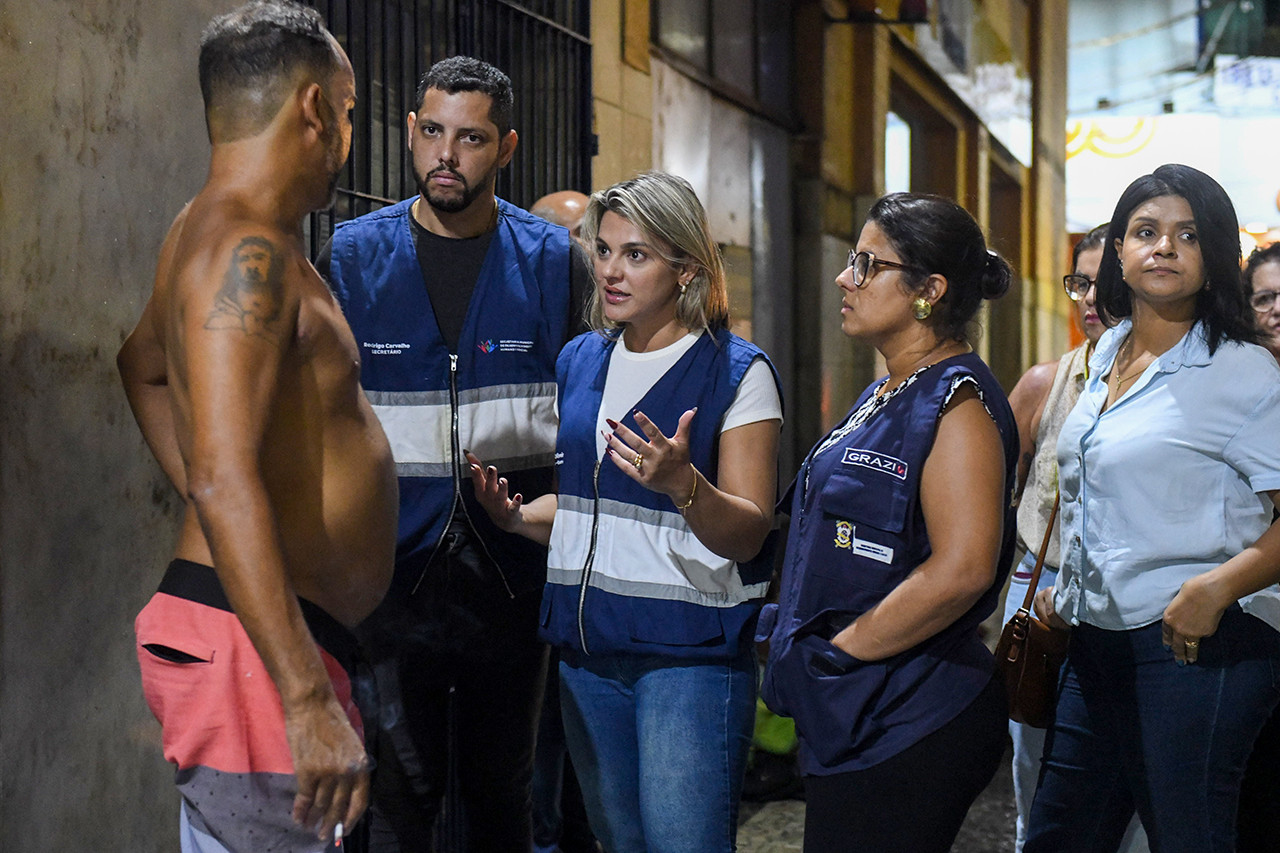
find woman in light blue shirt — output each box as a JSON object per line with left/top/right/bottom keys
{"left": 1026, "top": 164, "right": 1280, "bottom": 853}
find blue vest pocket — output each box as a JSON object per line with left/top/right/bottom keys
{"left": 628, "top": 606, "right": 725, "bottom": 647}
{"left": 817, "top": 470, "right": 909, "bottom": 533}
{"left": 769, "top": 633, "right": 889, "bottom": 768}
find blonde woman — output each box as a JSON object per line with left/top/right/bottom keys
{"left": 468, "top": 171, "right": 782, "bottom": 852}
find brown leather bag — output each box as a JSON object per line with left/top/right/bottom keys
{"left": 995, "top": 493, "right": 1071, "bottom": 728}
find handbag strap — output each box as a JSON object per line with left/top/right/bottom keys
{"left": 1018, "top": 492, "right": 1061, "bottom": 613}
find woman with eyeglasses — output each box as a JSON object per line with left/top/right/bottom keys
{"left": 758, "top": 192, "right": 1017, "bottom": 852}
{"left": 1001, "top": 222, "right": 1148, "bottom": 853}
{"left": 1025, "top": 164, "right": 1280, "bottom": 853}
{"left": 1243, "top": 242, "right": 1280, "bottom": 364}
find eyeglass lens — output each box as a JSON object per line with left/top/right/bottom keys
{"left": 848, "top": 251, "right": 871, "bottom": 286}
{"left": 1063, "top": 275, "right": 1093, "bottom": 300}
{"left": 1251, "top": 290, "right": 1279, "bottom": 312}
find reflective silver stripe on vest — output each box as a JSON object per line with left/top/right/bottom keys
{"left": 548, "top": 494, "right": 766, "bottom": 608}
{"left": 368, "top": 382, "right": 558, "bottom": 476}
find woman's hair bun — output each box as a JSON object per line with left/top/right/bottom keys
{"left": 981, "top": 249, "right": 1012, "bottom": 300}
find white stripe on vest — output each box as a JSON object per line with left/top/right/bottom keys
{"left": 548, "top": 494, "right": 768, "bottom": 608}
{"left": 370, "top": 381, "right": 558, "bottom": 475}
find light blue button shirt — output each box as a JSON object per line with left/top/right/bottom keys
{"left": 1054, "top": 320, "right": 1280, "bottom": 631}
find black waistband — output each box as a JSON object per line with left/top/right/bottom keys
{"left": 159, "top": 559, "right": 362, "bottom": 674}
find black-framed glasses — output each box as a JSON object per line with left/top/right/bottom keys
{"left": 847, "top": 250, "right": 925, "bottom": 288}
{"left": 1062, "top": 273, "right": 1096, "bottom": 302}
{"left": 1250, "top": 289, "right": 1280, "bottom": 313}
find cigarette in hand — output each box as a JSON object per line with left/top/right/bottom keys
{"left": 334, "top": 822, "right": 344, "bottom": 847}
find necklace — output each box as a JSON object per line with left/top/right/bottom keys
{"left": 1108, "top": 337, "right": 1153, "bottom": 392}
{"left": 813, "top": 363, "right": 934, "bottom": 458}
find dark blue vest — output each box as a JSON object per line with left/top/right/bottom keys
{"left": 760, "top": 353, "right": 1017, "bottom": 774}
{"left": 544, "top": 329, "right": 781, "bottom": 660}
{"left": 328, "top": 197, "right": 571, "bottom": 597}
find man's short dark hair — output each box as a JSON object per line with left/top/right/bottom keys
{"left": 415, "top": 56, "right": 513, "bottom": 137}
{"left": 198, "top": 0, "right": 340, "bottom": 141}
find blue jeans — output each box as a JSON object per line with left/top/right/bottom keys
{"left": 1025, "top": 607, "right": 1280, "bottom": 853}
{"left": 558, "top": 650, "right": 756, "bottom": 853}
{"left": 1004, "top": 555, "right": 1148, "bottom": 853}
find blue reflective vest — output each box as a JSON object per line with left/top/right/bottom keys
{"left": 328, "top": 197, "right": 572, "bottom": 597}
{"left": 759, "top": 353, "right": 1017, "bottom": 774}
{"left": 544, "top": 328, "right": 781, "bottom": 661}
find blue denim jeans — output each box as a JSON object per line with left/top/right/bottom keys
{"left": 1025, "top": 607, "right": 1280, "bottom": 853}
{"left": 558, "top": 649, "right": 756, "bottom": 853}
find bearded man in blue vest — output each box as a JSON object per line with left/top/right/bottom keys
{"left": 319, "top": 56, "right": 589, "bottom": 852}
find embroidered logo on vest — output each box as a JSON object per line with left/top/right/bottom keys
{"left": 834, "top": 520, "right": 853, "bottom": 550}
{"left": 841, "top": 448, "right": 908, "bottom": 481}
{"left": 478, "top": 338, "right": 534, "bottom": 354}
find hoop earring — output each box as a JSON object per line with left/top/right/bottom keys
{"left": 912, "top": 297, "right": 932, "bottom": 320}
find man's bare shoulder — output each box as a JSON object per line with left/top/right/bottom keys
{"left": 169, "top": 203, "right": 303, "bottom": 346}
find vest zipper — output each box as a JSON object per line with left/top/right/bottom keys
{"left": 411, "top": 353, "right": 516, "bottom": 599}
{"left": 576, "top": 459, "right": 602, "bottom": 655}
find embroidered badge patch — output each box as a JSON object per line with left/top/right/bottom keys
{"left": 834, "top": 520, "right": 853, "bottom": 550}
{"left": 841, "top": 448, "right": 908, "bottom": 481}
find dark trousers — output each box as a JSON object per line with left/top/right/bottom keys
{"left": 360, "top": 530, "right": 549, "bottom": 853}
{"left": 801, "top": 673, "right": 1007, "bottom": 853}
{"left": 1025, "top": 609, "right": 1280, "bottom": 853}
{"left": 1238, "top": 701, "right": 1280, "bottom": 853}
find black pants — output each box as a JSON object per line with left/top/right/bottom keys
{"left": 360, "top": 529, "right": 549, "bottom": 853}
{"left": 802, "top": 674, "right": 1007, "bottom": 853}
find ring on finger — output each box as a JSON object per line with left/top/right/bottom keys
{"left": 632, "top": 452, "right": 644, "bottom": 470}
{"left": 1185, "top": 638, "right": 1200, "bottom": 649}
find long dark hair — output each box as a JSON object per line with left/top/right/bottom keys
{"left": 866, "top": 192, "right": 1012, "bottom": 343}
{"left": 1094, "top": 163, "right": 1258, "bottom": 352}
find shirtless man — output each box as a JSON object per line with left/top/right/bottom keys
{"left": 117, "top": 3, "right": 396, "bottom": 850}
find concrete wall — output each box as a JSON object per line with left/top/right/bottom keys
{"left": 0, "top": 1, "right": 225, "bottom": 847}
{"left": 590, "top": 0, "right": 653, "bottom": 189}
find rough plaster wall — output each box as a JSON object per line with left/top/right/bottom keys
{"left": 0, "top": 0, "right": 225, "bottom": 847}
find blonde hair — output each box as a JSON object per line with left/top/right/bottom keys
{"left": 580, "top": 171, "right": 729, "bottom": 335}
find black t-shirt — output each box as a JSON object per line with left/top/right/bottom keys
{"left": 410, "top": 216, "right": 493, "bottom": 352}
{"left": 315, "top": 207, "right": 591, "bottom": 353}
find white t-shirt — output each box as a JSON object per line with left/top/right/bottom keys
{"left": 592, "top": 331, "right": 782, "bottom": 459}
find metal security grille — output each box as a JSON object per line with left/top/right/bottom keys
{"left": 305, "top": 0, "right": 592, "bottom": 256}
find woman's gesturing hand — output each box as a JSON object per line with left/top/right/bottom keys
{"left": 464, "top": 450, "right": 524, "bottom": 533}
{"left": 603, "top": 408, "right": 699, "bottom": 506}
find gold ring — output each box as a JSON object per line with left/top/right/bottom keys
{"left": 632, "top": 453, "right": 644, "bottom": 470}
{"left": 1185, "top": 639, "right": 1199, "bottom": 648}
